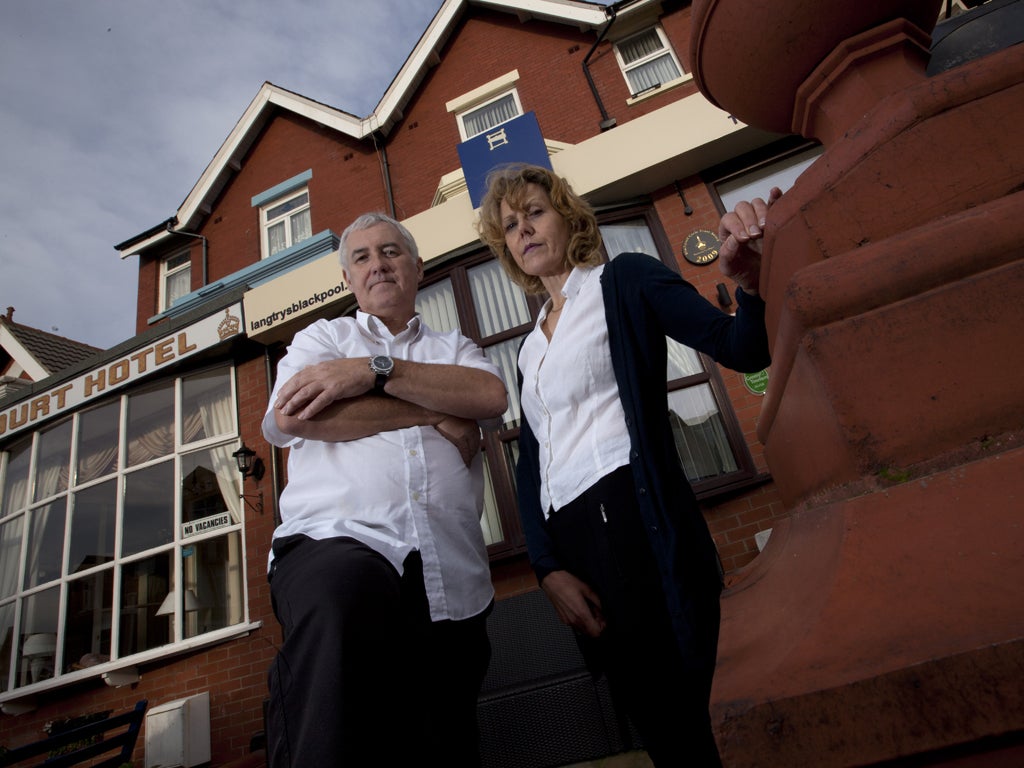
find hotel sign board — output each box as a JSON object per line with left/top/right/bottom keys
{"left": 243, "top": 251, "right": 351, "bottom": 340}
{"left": 0, "top": 303, "right": 244, "bottom": 440}
{"left": 457, "top": 111, "right": 551, "bottom": 208}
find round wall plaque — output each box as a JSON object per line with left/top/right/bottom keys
{"left": 682, "top": 229, "right": 721, "bottom": 265}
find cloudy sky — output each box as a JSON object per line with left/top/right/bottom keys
{"left": 0, "top": 0, "right": 446, "bottom": 350}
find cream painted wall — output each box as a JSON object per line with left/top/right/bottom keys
{"left": 245, "top": 92, "right": 761, "bottom": 340}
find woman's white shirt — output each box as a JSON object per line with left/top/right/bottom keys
{"left": 518, "top": 264, "right": 632, "bottom": 517}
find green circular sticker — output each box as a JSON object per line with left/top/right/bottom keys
{"left": 743, "top": 369, "right": 769, "bottom": 395}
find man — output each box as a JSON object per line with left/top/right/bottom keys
{"left": 262, "top": 212, "right": 508, "bottom": 767}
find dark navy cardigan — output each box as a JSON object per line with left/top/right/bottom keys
{"left": 515, "top": 252, "right": 772, "bottom": 662}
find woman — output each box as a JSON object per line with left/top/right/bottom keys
{"left": 477, "top": 164, "right": 778, "bottom": 766}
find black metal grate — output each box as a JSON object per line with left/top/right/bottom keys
{"left": 477, "top": 590, "right": 640, "bottom": 768}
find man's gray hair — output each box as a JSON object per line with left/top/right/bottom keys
{"left": 338, "top": 212, "right": 419, "bottom": 268}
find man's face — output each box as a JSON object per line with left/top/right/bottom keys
{"left": 342, "top": 222, "right": 424, "bottom": 323}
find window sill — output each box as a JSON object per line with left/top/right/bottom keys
{"left": 695, "top": 471, "right": 772, "bottom": 502}
{"left": 0, "top": 621, "right": 262, "bottom": 713}
{"left": 625, "top": 74, "right": 693, "bottom": 106}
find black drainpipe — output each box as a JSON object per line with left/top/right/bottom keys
{"left": 372, "top": 131, "right": 397, "bottom": 218}
{"left": 582, "top": 4, "right": 623, "bottom": 131}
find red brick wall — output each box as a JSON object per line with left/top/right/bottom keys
{"left": 135, "top": 253, "right": 160, "bottom": 334}
{"left": 135, "top": 110, "right": 388, "bottom": 331}
{"left": 383, "top": 7, "right": 702, "bottom": 215}
{"left": 198, "top": 112, "right": 388, "bottom": 284}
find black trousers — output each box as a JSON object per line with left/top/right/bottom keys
{"left": 266, "top": 535, "right": 491, "bottom": 767}
{"left": 546, "top": 466, "right": 723, "bottom": 767}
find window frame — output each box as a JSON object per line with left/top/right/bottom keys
{"left": 0, "top": 364, "right": 252, "bottom": 698}
{"left": 612, "top": 24, "right": 687, "bottom": 99}
{"left": 447, "top": 70, "right": 524, "bottom": 142}
{"left": 259, "top": 187, "right": 312, "bottom": 260}
{"left": 159, "top": 250, "right": 192, "bottom": 312}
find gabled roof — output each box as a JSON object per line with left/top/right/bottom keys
{"left": 0, "top": 310, "right": 101, "bottom": 381}
{"left": 117, "top": 0, "right": 622, "bottom": 258}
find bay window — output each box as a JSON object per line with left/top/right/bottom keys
{"left": 0, "top": 365, "right": 247, "bottom": 694}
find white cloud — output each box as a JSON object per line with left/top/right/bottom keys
{"left": 0, "top": 0, "right": 441, "bottom": 348}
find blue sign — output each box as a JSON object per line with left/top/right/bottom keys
{"left": 457, "top": 111, "right": 552, "bottom": 208}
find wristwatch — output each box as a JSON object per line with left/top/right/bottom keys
{"left": 368, "top": 354, "right": 395, "bottom": 391}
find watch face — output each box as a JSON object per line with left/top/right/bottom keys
{"left": 370, "top": 355, "right": 394, "bottom": 375}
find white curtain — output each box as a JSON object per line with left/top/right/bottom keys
{"left": 619, "top": 28, "right": 663, "bottom": 65}
{"left": 77, "top": 446, "right": 118, "bottom": 486}
{"left": 619, "top": 28, "right": 681, "bottom": 94}
{"left": 484, "top": 338, "right": 523, "bottom": 430}
{"left": 267, "top": 221, "right": 287, "bottom": 257}
{"left": 463, "top": 93, "right": 518, "bottom": 138}
{"left": 416, "top": 279, "right": 461, "bottom": 333}
{"left": 126, "top": 424, "right": 174, "bottom": 466}
{"left": 0, "top": 517, "right": 23, "bottom": 600}
{"left": 468, "top": 260, "right": 531, "bottom": 337}
{"left": 479, "top": 460, "right": 502, "bottom": 546}
{"left": 290, "top": 209, "right": 312, "bottom": 245}
{"left": 668, "top": 386, "right": 736, "bottom": 481}
{"left": 24, "top": 502, "right": 65, "bottom": 589}
{"left": 196, "top": 393, "right": 242, "bottom": 525}
{"left": 166, "top": 267, "right": 191, "bottom": 307}
{"left": 626, "top": 55, "right": 681, "bottom": 93}
{"left": 601, "top": 221, "right": 657, "bottom": 259}
{"left": 33, "top": 421, "right": 71, "bottom": 502}
{"left": 668, "top": 384, "right": 719, "bottom": 427}
{"left": 1, "top": 440, "right": 31, "bottom": 518}
{"left": 77, "top": 401, "right": 120, "bottom": 484}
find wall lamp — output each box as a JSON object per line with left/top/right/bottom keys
{"left": 233, "top": 444, "right": 265, "bottom": 515}
{"left": 232, "top": 444, "right": 265, "bottom": 482}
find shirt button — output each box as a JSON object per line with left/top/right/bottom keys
{"left": 409, "top": 449, "right": 418, "bottom": 457}
{"left": 650, "top": 525, "right": 659, "bottom": 533}
{"left": 638, "top": 487, "right": 647, "bottom": 495}
{"left": 412, "top": 491, "right": 421, "bottom": 501}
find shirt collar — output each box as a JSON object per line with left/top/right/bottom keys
{"left": 559, "top": 263, "right": 601, "bottom": 303}
{"left": 356, "top": 309, "right": 422, "bottom": 341}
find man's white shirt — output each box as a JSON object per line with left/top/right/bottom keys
{"left": 262, "top": 311, "right": 499, "bottom": 621}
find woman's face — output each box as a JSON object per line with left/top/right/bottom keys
{"left": 500, "top": 183, "right": 571, "bottom": 278}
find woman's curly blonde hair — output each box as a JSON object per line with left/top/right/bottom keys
{"left": 476, "top": 164, "right": 604, "bottom": 295}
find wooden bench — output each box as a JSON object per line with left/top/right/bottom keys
{"left": 0, "top": 699, "right": 147, "bottom": 768}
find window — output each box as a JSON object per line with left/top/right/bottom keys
{"left": 448, "top": 71, "right": 524, "bottom": 141}
{"left": 261, "top": 189, "right": 312, "bottom": 259}
{"left": 459, "top": 92, "right": 522, "bottom": 140}
{"left": 414, "top": 256, "right": 537, "bottom": 557}
{"left": 0, "top": 365, "right": 246, "bottom": 694}
{"left": 714, "top": 143, "right": 823, "bottom": 212}
{"left": 598, "top": 211, "right": 756, "bottom": 493}
{"left": 161, "top": 251, "right": 191, "bottom": 311}
{"left": 614, "top": 26, "right": 686, "bottom": 97}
